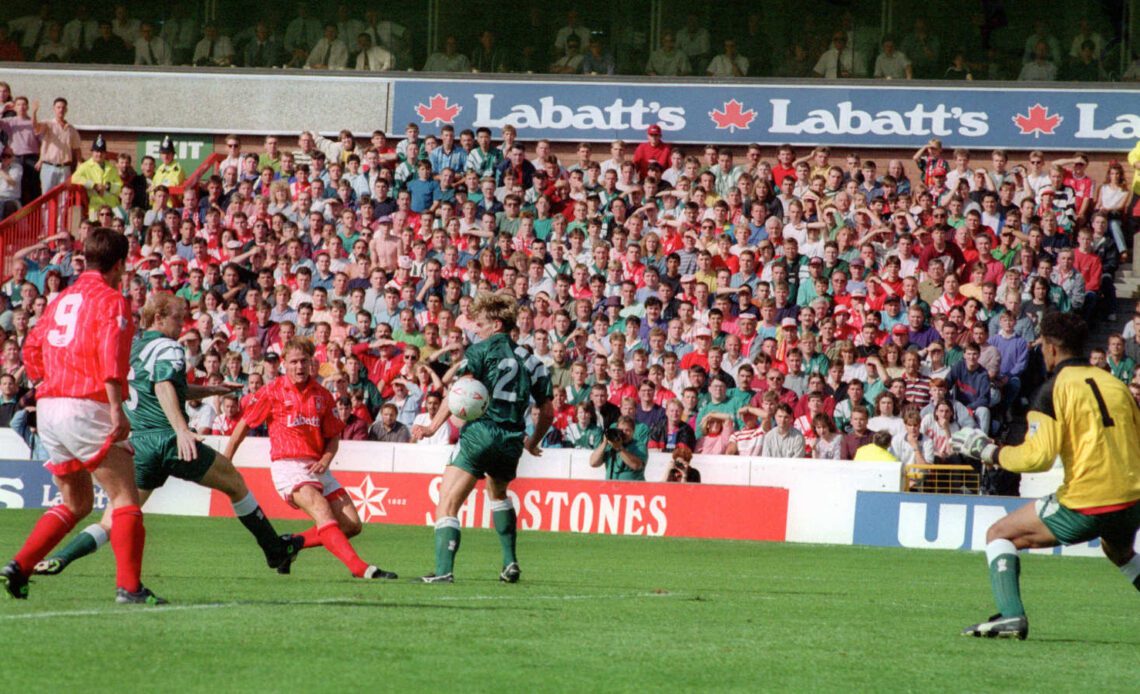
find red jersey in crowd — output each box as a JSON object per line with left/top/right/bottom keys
{"left": 23, "top": 271, "right": 134, "bottom": 402}
{"left": 240, "top": 376, "right": 344, "bottom": 461}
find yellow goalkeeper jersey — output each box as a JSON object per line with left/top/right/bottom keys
{"left": 998, "top": 358, "right": 1140, "bottom": 510}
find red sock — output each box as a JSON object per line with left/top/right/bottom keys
{"left": 317, "top": 521, "right": 369, "bottom": 577}
{"left": 12, "top": 505, "right": 78, "bottom": 573}
{"left": 110, "top": 506, "right": 145, "bottom": 593}
{"left": 298, "top": 525, "right": 322, "bottom": 549}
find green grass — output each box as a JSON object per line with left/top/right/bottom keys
{"left": 1, "top": 509, "right": 1136, "bottom": 692}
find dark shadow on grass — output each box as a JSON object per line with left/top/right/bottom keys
{"left": 1032, "top": 637, "right": 1140, "bottom": 647}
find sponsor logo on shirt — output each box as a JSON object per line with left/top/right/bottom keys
{"left": 286, "top": 414, "right": 321, "bottom": 428}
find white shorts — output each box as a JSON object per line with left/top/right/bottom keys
{"left": 37, "top": 398, "right": 132, "bottom": 476}
{"left": 270, "top": 458, "right": 343, "bottom": 507}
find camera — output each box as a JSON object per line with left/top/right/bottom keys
{"left": 604, "top": 428, "right": 624, "bottom": 445}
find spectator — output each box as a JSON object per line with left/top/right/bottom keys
{"left": 663, "top": 445, "right": 700, "bottom": 483}
{"left": 590, "top": 415, "right": 646, "bottom": 481}
{"left": 35, "top": 97, "right": 81, "bottom": 193}
{"left": 0, "top": 373, "right": 21, "bottom": 426}
{"left": 580, "top": 37, "right": 615, "bottom": 76}
{"left": 839, "top": 405, "right": 873, "bottom": 459}
{"left": 192, "top": 23, "right": 235, "bottom": 67}
{"left": 550, "top": 35, "right": 584, "bottom": 74}
{"left": 553, "top": 10, "right": 591, "bottom": 56}
{"left": 0, "top": 148, "right": 21, "bottom": 219}
{"left": 284, "top": 3, "right": 322, "bottom": 55}
{"left": 412, "top": 390, "right": 452, "bottom": 444}
{"left": 814, "top": 31, "right": 866, "bottom": 79}
{"left": 760, "top": 403, "right": 805, "bottom": 458}
{"left": 88, "top": 21, "right": 131, "bottom": 64}
{"left": 368, "top": 402, "right": 410, "bottom": 442}
{"left": 1018, "top": 41, "right": 1058, "bottom": 81}
{"left": 706, "top": 39, "right": 748, "bottom": 78}
{"left": 873, "top": 36, "right": 912, "bottom": 80}
{"left": 812, "top": 412, "right": 843, "bottom": 460}
{"left": 899, "top": 18, "right": 940, "bottom": 78}
{"left": 645, "top": 32, "right": 691, "bottom": 76}
{"left": 674, "top": 13, "right": 710, "bottom": 73}
{"left": 244, "top": 23, "right": 282, "bottom": 68}
{"left": 306, "top": 24, "right": 349, "bottom": 70}
{"left": 134, "top": 22, "right": 173, "bottom": 66}
{"left": 470, "top": 30, "right": 509, "bottom": 73}
{"left": 1062, "top": 40, "right": 1104, "bottom": 82}
{"left": 423, "top": 35, "right": 469, "bottom": 72}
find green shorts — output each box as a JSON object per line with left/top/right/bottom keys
{"left": 449, "top": 420, "right": 525, "bottom": 482}
{"left": 1036, "top": 494, "right": 1140, "bottom": 546}
{"left": 132, "top": 430, "right": 217, "bottom": 491}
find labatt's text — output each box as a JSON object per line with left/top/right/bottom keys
{"left": 1075, "top": 103, "right": 1140, "bottom": 140}
{"left": 473, "top": 93, "right": 686, "bottom": 132}
{"left": 769, "top": 99, "right": 989, "bottom": 137}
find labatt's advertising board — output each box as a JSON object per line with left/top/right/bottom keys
{"left": 210, "top": 471, "right": 789, "bottom": 541}
{"left": 393, "top": 78, "right": 1140, "bottom": 150}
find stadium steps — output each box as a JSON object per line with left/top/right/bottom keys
{"left": 1115, "top": 268, "right": 1140, "bottom": 300}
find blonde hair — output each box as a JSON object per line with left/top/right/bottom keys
{"left": 140, "top": 294, "right": 187, "bottom": 329}
{"left": 471, "top": 292, "right": 518, "bottom": 332}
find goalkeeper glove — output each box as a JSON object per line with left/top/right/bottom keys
{"left": 948, "top": 427, "right": 999, "bottom": 466}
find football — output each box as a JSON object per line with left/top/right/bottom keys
{"left": 448, "top": 378, "right": 489, "bottom": 421}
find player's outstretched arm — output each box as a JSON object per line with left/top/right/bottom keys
{"left": 525, "top": 400, "right": 555, "bottom": 458}
{"left": 412, "top": 389, "right": 455, "bottom": 442}
{"left": 223, "top": 419, "right": 251, "bottom": 462}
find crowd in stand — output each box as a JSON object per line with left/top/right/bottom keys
{"left": 2, "top": 4, "right": 1139, "bottom": 81}
{"left": 2, "top": 76, "right": 1140, "bottom": 490}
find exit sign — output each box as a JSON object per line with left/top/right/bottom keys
{"left": 136, "top": 136, "right": 213, "bottom": 171}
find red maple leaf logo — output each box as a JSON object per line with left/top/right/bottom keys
{"left": 415, "top": 94, "right": 462, "bottom": 126}
{"left": 709, "top": 99, "right": 756, "bottom": 132}
{"left": 1012, "top": 103, "right": 1063, "bottom": 138}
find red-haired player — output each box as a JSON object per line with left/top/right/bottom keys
{"left": 223, "top": 338, "right": 396, "bottom": 580}
{"left": 3, "top": 227, "right": 163, "bottom": 604}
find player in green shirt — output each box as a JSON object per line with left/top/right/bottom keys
{"left": 412, "top": 293, "right": 554, "bottom": 583}
{"left": 36, "top": 295, "right": 302, "bottom": 576}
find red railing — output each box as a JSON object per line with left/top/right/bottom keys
{"left": 0, "top": 183, "right": 88, "bottom": 281}
{"left": 172, "top": 153, "right": 225, "bottom": 201}
{"left": 0, "top": 151, "right": 225, "bottom": 281}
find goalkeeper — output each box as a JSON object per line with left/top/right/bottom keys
{"left": 950, "top": 311, "right": 1140, "bottom": 640}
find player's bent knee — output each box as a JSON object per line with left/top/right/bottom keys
{"left": 63, "top": 495, "right": 94, "bottom": 519}
{"left": 340, "top": 517, "right": 362, "bottom": 537}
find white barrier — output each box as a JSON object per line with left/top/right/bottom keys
{"left": 4, "top": 436, "right": 1082, "bottom": 552}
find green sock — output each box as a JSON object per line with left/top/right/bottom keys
{"left": 491, "top": 500, "right": 518, "bottom": 566}
{"left": 986, "top": 540, "right": 1025, "bottom": 617}
{"left": 434, "top": 517, "right": 461, "bottom": 576}
{"left": 52, "top": 524, "right": 109, "bottom": 568}
{"left": 233, "top": 494, "right": 285, "bottom": 558}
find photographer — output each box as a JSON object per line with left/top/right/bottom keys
{"left": 664, "top": 444, "right": 701, "bottom": 483}
{"left": 589, "top": 415, "right": 647, "bottom": 481}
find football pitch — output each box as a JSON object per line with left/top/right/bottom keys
{"left": 1, "top": 510, "right": 1135, "bottom": 692}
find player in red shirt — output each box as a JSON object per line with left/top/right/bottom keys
{"left": 223, "top": 338, "right": 397, "bottom": 580}
{"left": 3, "top": 228, "right": 163, "bottom": 604}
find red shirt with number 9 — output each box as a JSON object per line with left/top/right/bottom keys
{"left": 24, "top": 271, "right": 134, "bottom": 402}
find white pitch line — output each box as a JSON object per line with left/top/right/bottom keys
{"left": 0, "top": 602, "right": 235, "bottom": 621}
{"left": 0, "top": 592, "right": 680, "bottom": 620}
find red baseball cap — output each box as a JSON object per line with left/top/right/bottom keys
{"left": 647, "top": 124, "right": 663, "bottom": 136}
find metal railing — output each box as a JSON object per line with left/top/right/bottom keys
{"left": 0, "top": 184, "right": 88, "bottom": 282}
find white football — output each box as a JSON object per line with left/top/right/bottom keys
{"left": 448, "top": 378, "right": 489, "bottom": 422}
